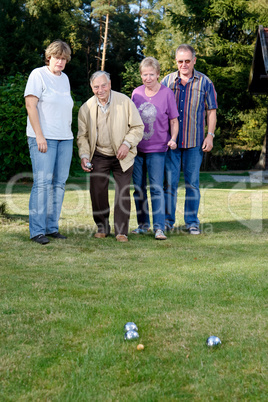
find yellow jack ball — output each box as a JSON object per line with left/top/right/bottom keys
{"left": 137, "top": 344, "right": 144, "bottom": 351}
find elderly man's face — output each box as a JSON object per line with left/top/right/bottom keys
{"left": 176, "top": 50, "right": 196, "bottom": 78}
{"left": 91, "top": 75, "right": 111, "bottom": 104}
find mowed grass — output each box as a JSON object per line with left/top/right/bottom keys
{"left": 0, "top": 173, "right": 267, "bottom": 401}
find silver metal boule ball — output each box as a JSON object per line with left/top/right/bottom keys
{"left": 124, "top": 330, "right": 139, "bottom": 340}
{"left": 206, "top": 336, "right": 222, "bottom": 347}
{"left": 124, "top": 322, "right": 138, "bottom": 332}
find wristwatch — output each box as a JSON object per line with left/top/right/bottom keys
{"left": 208, "top": 132, "right": 215, "bottom": 138}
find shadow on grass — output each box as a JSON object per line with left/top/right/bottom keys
{"left": 174, "top": 219, "right": 268, "bottom": 235}
{"left": 2, "top": 211, "right": 268, "bottom": 236}
{"left": 3, "top": 213, "right": 29, "bottom": 222}
{"left": 2, "top": 171, "right": 268, "bottom": 196}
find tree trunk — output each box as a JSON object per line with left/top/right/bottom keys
{"left": 101, "top": 13, "right": 109, "bottom": 71}
{"left": 96, "top": 17, "right": 102, "bottom": 71}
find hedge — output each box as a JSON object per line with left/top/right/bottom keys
{"left": 0, "top": 73, "right": 81, "bottom": 181}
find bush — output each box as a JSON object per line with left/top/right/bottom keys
{"left": 121, "top": 60, "right": 142, "bottom": 97}
{"left": 202, "top": 150, "right": 261, "bottom": 171}
{"left": 70, "top": 98, "right": 82, "bottom": 176}
{"left": 0, "top": 73, "right": 81, "bottom": 181}
{"left": 0, "top": 73, "right": 30, "bottom": 181}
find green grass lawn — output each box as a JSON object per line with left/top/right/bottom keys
{"left": 0, "top": 173, "right": 267, "bottom": 401}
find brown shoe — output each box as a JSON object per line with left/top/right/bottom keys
{"left": 116, "top": 234, "right": 128, "bottom": 242}
{"left": 94, "top": 232, "right": 107, "bottom": 238}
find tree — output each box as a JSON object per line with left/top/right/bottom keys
{"left": 121, "top": 60, "right": 141, "bottom": 96}
{"left": 141, "top": 0, "right": 187, "bottom": 75}
{"left": 91, "top": 0, "right": 117, "bottom": 71}
{"left": 0, "top": 1, "right": 102, "bottom": 100}
{"left": 140, "top": 0, "right": 268, "bottom": 153}
{"left": 90, "top": 1, "right": 142, "bottom": 89}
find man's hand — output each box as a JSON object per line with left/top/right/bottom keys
{"left": 81, "top": 157, "right": 93, "bottom": 172}
{"left": 117, "top": 144, "right": 129, "bottom": 160}
{"left": 202, "top": 135, "right": 213, "bottom": 152}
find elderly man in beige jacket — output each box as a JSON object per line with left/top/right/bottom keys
{"left": 77, "top": 71, "right": 144, "bottom": 242}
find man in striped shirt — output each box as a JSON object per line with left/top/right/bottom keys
{"left": 162, "top": 44, "right": 217, "bottom": 235}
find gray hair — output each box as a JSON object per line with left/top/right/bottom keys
{"left": 90, "top": 71, "right": 111, "bottom": 86}
{"left": 175, "top": 44, "right": 196, "bottom": 59}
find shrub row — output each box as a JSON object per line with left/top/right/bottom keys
{"left": 0, "top": 73, "right": 81, "bottom": 181}
{"left": 202, "top": 150, "right": 261, "bottom": 171}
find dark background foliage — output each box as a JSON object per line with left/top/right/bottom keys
{"left": 0, "top": 0, "right": 267, "bottom": 180}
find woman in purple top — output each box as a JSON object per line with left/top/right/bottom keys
{"left": 131, "top": 57, "right": 179, "bottom": 240}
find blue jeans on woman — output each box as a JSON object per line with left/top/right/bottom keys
{"left": 27, "top": 137, "right": 73, "bottom": 238}
{"left": 164, "top": 146, "right": 203, "bottom": 229}
{"left": 132, "top": 151, "right": 166, "bottom": 231}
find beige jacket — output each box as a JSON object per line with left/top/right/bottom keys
{"left": 77, "top": 91, "right": 144, "bottom": 172}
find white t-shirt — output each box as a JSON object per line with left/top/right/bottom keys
{"left": 24, "top": 66, "right": 74, "bottom": 140}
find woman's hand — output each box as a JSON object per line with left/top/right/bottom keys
{"left": 25, "top": 95, "right": 47, "bottom": 152}
{"left": 36, "top": 135, "right": 48, "bottom": 153}
{"left": 169, "top": 118, "right": 179, "bottom": 150}
{"left": 167, "top": 139, "right": 177, "bottom": 150}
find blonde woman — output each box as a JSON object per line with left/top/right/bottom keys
{"left": 25, "top": 40, "right": 73, "bottom": 244}
{"left": 131, "top": 57, "right": 179, "bottom": 240}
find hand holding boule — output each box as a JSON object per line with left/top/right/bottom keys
{"left": 81, "top": 158, "right": 93, "bottom": 172}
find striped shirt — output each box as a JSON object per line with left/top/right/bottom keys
{"left": 161, "top": 70, "right": 217, "bottom": 148}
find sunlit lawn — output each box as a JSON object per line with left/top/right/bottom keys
{"left": 0, "top": 172, "right": 267, "bottom": 400}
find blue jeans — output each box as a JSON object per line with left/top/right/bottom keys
{"left": 27, "top": 137, "right": 73, "bottom": 238}
{"left": 164, "top": 146, "right": 203, "bottom": 229}
{"left": 132, "top": 152, "right": 166, "bottom": 231}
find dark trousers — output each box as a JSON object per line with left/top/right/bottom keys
{"left": 90, "top": 151, "right": 133, "bottom": 236}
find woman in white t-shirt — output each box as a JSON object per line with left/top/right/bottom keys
{"left": 24, "top": 40, "right": 74, "bottom": 244}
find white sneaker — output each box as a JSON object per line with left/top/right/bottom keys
{"left": 155, "top": 229, "right": 167, "bottom": 240}
{"left": 189, "top": 227, "right": 201, "bottom": 235}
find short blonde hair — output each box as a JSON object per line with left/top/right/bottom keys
{"left": 140, "top": 57, "right": 160, "bottom": 75}
{"left": 45, "top": 40, "right": 71, "bottom": 65}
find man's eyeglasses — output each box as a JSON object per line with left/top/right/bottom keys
{"left": 176, "top": 59, "right": 193, "bottom": 64}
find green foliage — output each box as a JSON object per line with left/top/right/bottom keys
{"left": 70, "top": 98, "right": 83, "bottom": 176}
{"left": 91, "top": 0, "right": 117, "bottom": 17}
{"left": 233, "top": 99, "right": 267, "bottom": 150}
{"left": 0, "top": 0, "right": 98, "bottom": 99}
{"left": 0, "top": 73, "right": 82, "bottom": 181}
{"left": 91, "top": 1, "right": 142, "bottom": 88}
{"left": 142, "top": 0, "right": 186, "bottom": 76}
{"left": 0, "top": 202, "right": 7, "bottom": 216}
{"left": 121, "top": 60, "right": 142, "bottom": 96}
{"left": 142, "top": 0, "right": 268, "bottom": 153}
{"left": 0, "top": 0, "right": 267, "bottom": 164}
{"left": 0, "top": 73, "right": 30, "bottom": 181}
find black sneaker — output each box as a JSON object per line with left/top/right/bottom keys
{"left": 46, "top": 232, "right": 67, "bottom": 239}
{"left": 31, "top": 234, "right": 50, "bottom": 245}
